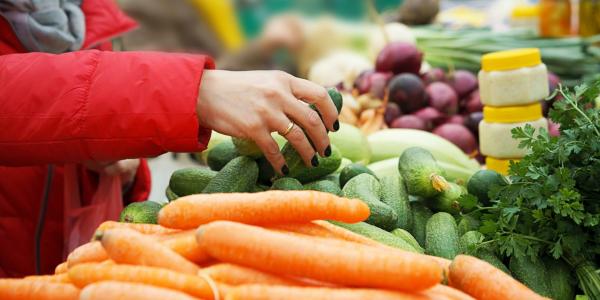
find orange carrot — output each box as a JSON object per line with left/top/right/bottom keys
{"left": 24, "top": 273, "right": 71, "bottom": 283}
{"left": 160, "top": 230, "right": 210, "bottom": 264}
{"left": 449, "top": 255, "right": 547, "bottom": 300}
{"left": 159, "top": 191, "right": 370, "bottom": 229}
{"left": 428, "top": 256, "right": 451, "bottom": 280}
{"left": 79, "top": 281, "right": 198, "bottom": 300}
{"left": 196, "top": 221, "right": 442, "bottom": 292}
{"left": 99, "top": 228, "right": 199, "bottom": 274}
{"left": 224, "top": 284, "right": 428, "bottom": 300}
{"left": 269, "top": 221, "right": 385, "bottom": 248}
{"left": 200, "top": 263, "right": 305, "bottom": 286}
{"left": 66, "top": 241, "right": 108, "bottom": 268}
{"left": 0, "top": 279, "right": 79, "bottom": 300}
{"left": 422, "top": 284, "right": 475, "bottom": 300}
{"left": 54, "top": 262, "right": 68, "bottom": 274}
{"left": 97, "top": 221, "right": 180, "bottom": 235}
{"left": 68, "top": 263, "right": 221, "bottom": 299}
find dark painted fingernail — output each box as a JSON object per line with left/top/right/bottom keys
{"left": 325, "top": 145, "right": 332, "bottom": 157}
{"left": 281, "top": 165, "right": 289, "bottom": 175}
{"left": 333, "top": 120, "right": 340, "bottom": 131}
{"left": 311, "top": 155, "right": 319, "bottom": 167}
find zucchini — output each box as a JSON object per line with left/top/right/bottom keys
{"left": 168, "top": 167, "right": 217, "bottom": 196}
{"left": 398, "top": 147, "right": 449, "bottom": 198}
{"left": 329, "top": 221, "right": 420, "bottom": 253}
{"left": 409, "top": 201, "right": 433, "bottom": 246}
{"left": 509, "top": 255, "right": 551, "bottom": 297}
{"left": 391, "top": 228, "right": 423, "bottom": 252}
{"left": 380, "top": 175, "right": 412, "bottom": 230}
{"left": 425, "top": 212, "right": 459, "bottom": 259}
{"left": 342, "top": 173, "right": 398, "bottom": 231}
{"left": 202, "top": 156, "right": 258, "bottom": 193}
{"left": 271, "top": 177, "right": 304, "bottom": 191}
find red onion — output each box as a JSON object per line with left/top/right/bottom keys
{"left": 375, "top": 42, "right": 423, "bottom": 75}
{"left": 390, "top": 115, "right": 427, "bottom": 130}
{"left": 433, "top": 123, "right": 478, "bottom": 155}
{"left": 426, "top": 82, "right": 458, "bottom": 115}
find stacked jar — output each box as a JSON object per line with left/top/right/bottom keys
{"left": 478, "top": 48, "right": 549, "bottom": 175}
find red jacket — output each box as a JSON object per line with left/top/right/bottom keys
{"left": 0, "top": 0, "right": 213, "bottom": 277}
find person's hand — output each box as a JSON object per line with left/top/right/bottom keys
{"left": 84, "top": 159, "right": 140, "bottom": 186}
{"left": 197, "top": 70, "right": 338, "bottom": 175}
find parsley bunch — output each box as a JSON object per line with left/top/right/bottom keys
{"left": 480, "top": 80, "right": 600, "bottom": 298}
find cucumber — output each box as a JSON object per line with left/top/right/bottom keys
{"left": 119, "top": 201, "right": 162, "bottom": 224}
{"left": 509, "top": 255, "right": 551, "bottom": 297}
{"left": 391, "top": 228, "right": 423, "bottom": 252}
{"left": 425, "top": 212, "right": 459, "bottom": 259}
{"left": 252, "top": 185, "right": 266, "bottom": 193}
{"left": 303, "top": 180, "right": 342, "bottom": 196}
{"left": 342, "top": 173, "right": 398, "bottom": 231}
{"left": 271, "top": 177, "right": 304, "bottom": 191}
{"left": 329, "top": 221, "right": 420, "bottom": 253}
{"left": 232, "top": 137, "right": 263, "bottom": 159}
{"left": 339, "top": 163, "right": 377, "bottom": 188}
{"left": 458, "top": 231, "right": 484, "bottom": 255}
{"left": 380, "top": 175, "right": 412, "bottom": 230}
{"left": 425, "top": 182, "right": 467, "bottom": 215}
{"left": 202, "top": 156, "right": 258, "bottom": 193}
{"left": 457, "top": 214, "right": 481, "bottom": 236}
{"left": 476, "top": 249, "right": 511, "bottom": 275}
{"left": 169, "top": 168, "right": 217, "bottom": 196}
{"left": 467, "top": 169, "right": 508, "bottom": 205}
{"left": 165, "top": 186, "right": 179, "bottom": 201}
{"left": 545, "top": 258, "right": 575, "bottom": 300}
{"left": 280, "top": 144, "right": 342, "bottom": 183}
{"left": 410, "top": 201, "right": 433, "bottom": 246}
{"left": 207, "top": 140, "right": 239, "bottom": 171}
{"left": 398, "top": 147, "right": 449, "bottom": 198}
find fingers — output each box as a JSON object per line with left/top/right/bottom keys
{"left": 251, "top": 130, "right": 287, "bottom": 175}
{"left": 274, "top": 115, "right": 317, "bottom": 168}
{"left": 283, "top": 97, "right": 329, "bottom": 157}
{"left": 289, "top": 77, "right": 338, "bottom": 131}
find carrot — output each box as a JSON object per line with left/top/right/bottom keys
{"left": 54, "top": 262, "right": 68, "bottom": 274}
{"left": 422, "top": 284, "right": 475, "bottom": 300}
{"left": 97, "top": 220, "right": 180, "bottom": 235}
{"left": 159, "top": 191, "right": 370, "bottom": 229}
{"left": 99, "top": 228, "right": 199, "bottom": 274}
{"left": 428, "top": 256, "right": 451, "bottom": 280}
{"left": 0, "top": 279, "right": 79, "bottom": 300}
{"left": 269, "top": 221, "right": 385, "bottom": 248}
{"left": 200, "top": 263, "right": 306, "bottom": 286}
{"left": 66, "top": 241, "right": 108, "bottom": 268}
{"left": 68, "top": 263, "right": 223, "bottom": 299}
{"left": 24, "top": 273, "right": 71, "bottom": 283}
{"left": 224, "top": 284, "right": 428, "bottom": 300}
{"left": 196, "top": 221, "right": 442, "bottom": 292}
{"left": 448, "top": 255, "right": 547, "bottom": 300}
{"left": 160, "top": 230, "right": 210, "bottom": 264}
{"left": 79, "top": 281, "right": 198, "bottom": 300}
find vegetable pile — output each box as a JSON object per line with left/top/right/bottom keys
{"left": 1, "top": 190, "right": 545, "bottom": 300}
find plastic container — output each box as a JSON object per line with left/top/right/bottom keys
{"left": 479, "top": 103, "right": 548, "bottom": 158}
{"left": 478, "top": 48, "right": 549, "bottom": 107}
{"left": 510, "top": 4, "right": 539, "bottom": 33}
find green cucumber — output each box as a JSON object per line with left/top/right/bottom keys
{"left": 458, "top": 231, "right": 484, "bottom": 255}
{"left": 119, "top": 201, "right": 162, "bottom": 224}
{"left": 329, "top": 221, "right": 420, "bottom": 253}
{"left": 380, "top": 175, "right": 412, "bottom": 230}
{"left": 476, "top": 250, "right": 511, "bottom": 275}
{"left": 232, "top": 137, "right": 263, "bottom": 159}
{"left": 467, "top": 169, "right": 508, "bottom": 206}
{"left": 509, "top": 255, "right": 551, "bottom": 297}
{"left": 391, "top": 228, "right": 423, "bottom": 252}
{"left": 457, "top": 214, "right": 481, "bottom": 236}
{"left": 206, "top": 140, "right": 239, "bottom": 171}
{"left": 410, "top": 201, "right": 433, "bottom": 246}
{"left": 342, "top": 173, "right": 398, "bottom": 231}
{"left": 425, "top": 212, "right": 459, "bottom": 259}
{"left": 303, "top": 180, "right": 342, "bottom": 196}
{"left": 202, "top": 156, "right": 258, "bottom": 193}
{"left": 425, "top": 182, "right": 467, "bottom": 215}
{"left": 280, "top": 144, "right": 342, "bottom": 183}
{"left": 271, "top": 177, "right": 304, "bottom": 191}
{"left": 398, "top": 147, "right": 449, "bottom": 198}
{"left": 545, "top": 258, "right": 575, "bottom": 300}
{"left": 339, "top": 163, "right": 377, "bottom": 188}
{"left": 168, "top": 168, "right": 217, "bottom": 196}
{"left": 165, "top": 186, "right": 179, "bottom": 201}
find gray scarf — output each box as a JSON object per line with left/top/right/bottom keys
{"left": 0, "top": 0, "right": 85, "bottom": 53}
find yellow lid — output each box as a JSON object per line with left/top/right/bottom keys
{"left": 483, "top": 102, "right": 542, "bottom": 123}
{"left": 511, "top": 5, "right": 539, "bottom": 18}
{"left": 486, "top": 157, "right": 519, "bottom": 175}
{"left": 481, "top": 48, "right": 542, "bottom": 72}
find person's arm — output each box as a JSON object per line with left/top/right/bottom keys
{"left": 0, "top": 50, "right": 214, "bottom": 166}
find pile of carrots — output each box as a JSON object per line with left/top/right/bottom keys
{"left": 0, "top": 191, "right": 547, "bottom": 300}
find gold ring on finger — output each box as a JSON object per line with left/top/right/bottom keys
{"left": 280, "top": 122, "right": 295, "bottom": 136}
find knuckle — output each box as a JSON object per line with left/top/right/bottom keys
{"left": 262, "top": 141, "right": 280, "bottom": 156}
{"left": 305, "top": 109, "right": 323, "bottom": 128}
{"left": 262, "top": 87, "right": 282, "bottom": 99}
{"left": 316, "top": 87, "right": 329, "bottom": 101}
{"left": 287, "top": 126, "right": 306, "bottom": 143}
{"left": 246, "top": 120, "right": 263, "bottom": 132}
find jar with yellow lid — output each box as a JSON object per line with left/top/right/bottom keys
{"left": 479, "top": 102, "right": 548, "bottom": 158}
{"left": 510, "top": 4, "right": 539, "bottom": 33}
{"left": 478, "top": 48, "right": 549, "bottom": 107}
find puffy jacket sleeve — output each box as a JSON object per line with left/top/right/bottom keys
{"left": 0, "top": 50, "right": 214, "bottom": 166}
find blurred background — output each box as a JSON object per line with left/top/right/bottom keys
{"left": 115, "top": 0, "right": 600, "bottom": 201}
